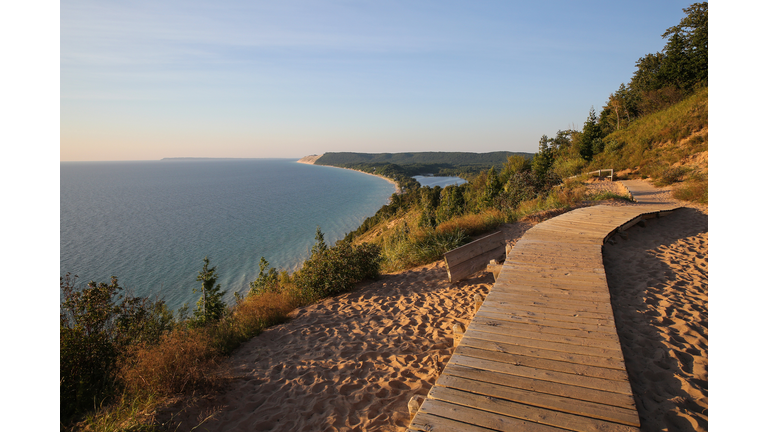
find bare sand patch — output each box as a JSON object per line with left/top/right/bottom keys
{"left": 603, "top": 203, "right": 708, "bottom": 431}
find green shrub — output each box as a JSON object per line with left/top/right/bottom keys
{"left": 293, "top": 239, "right": 383, "bottom": 300}
{"left": 60, "top": 274, "right": 173, "bottom": 424}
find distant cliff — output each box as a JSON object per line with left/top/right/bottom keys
{"left": 297, "top": 154, "right": 323, "bottom": 164}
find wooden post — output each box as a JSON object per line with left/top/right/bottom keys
{"left": 487, "top": 259, "right": 503, "bottom": 281}
{"left": 473, "top": 293, "right": 484, "bottom": 313}
{"left": 452, "top": 322, "right": 466, "bottom": 347}
{"left": 408, "top": 395, "right": 425, "bottom": 418}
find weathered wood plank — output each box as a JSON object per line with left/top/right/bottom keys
{"left": 475, "top": 309, "right": 616, "bottom": 336}
{"left": 481, "top": 297, "right": 616, "bottom": 321}
{"left": 428, "top": 386, "right": 639, "bottom": 432}
{"left": 454, "top": 345, "right": 627, "bottom": 381}
{"left": 447, "top": 354, "right": 632, "bottom": 396}
{"left": 468, "top": 317, "right": 619, "bottom": 350}
{"left": 408, "top": 412, "right": 499, "bottom": 432}
{"left": 471, "top": 312, "right": 620, "bottom": 341}
{"left": 478, "top": 302, "right": 615, "bottom": 327}
{"left": 437, "top": 374, "right": 641, "bottom": 427}
{"left": 444, "top": 364, "right": 636, "bottom": 408}
{"left": 418, "top": 399, "right": 570, "bottom": 431}
{"left": 485, "top": 291, "right": 614, "bottom": 313}
{"left": 488, "top": 284, "right": 612, "bottom": 302}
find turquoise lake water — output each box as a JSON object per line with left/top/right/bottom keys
{"left": 60, "top": 159, "right": 396, "bottom": 311}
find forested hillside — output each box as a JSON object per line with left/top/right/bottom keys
{"left": 316, "top": 151, "right": 531, "bottom": 167}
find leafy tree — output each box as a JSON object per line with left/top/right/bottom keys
{"left": 418, "top": 186, "right": 441, "bottom": 228}
{"left": 479, "top": 167, "right": 502, "bottom": 208}
{"left": 193, "top": 257, "right": 226, "bottom": 325}
{"left": 500, "top": 154, "right": 531, "bottom": 184}
{"left": 435, "top": 184, "right": 466, "bottom": 224}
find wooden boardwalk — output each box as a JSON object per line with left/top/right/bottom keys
{"left": 409, "top": 202, "right": 679, "bottom": 432}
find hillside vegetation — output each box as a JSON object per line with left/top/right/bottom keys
{"left": 62, "top": 3, "right": 706, "bottom": 430}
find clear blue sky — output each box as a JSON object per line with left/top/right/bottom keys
{"left": 59, "top": 0, "right": 696, "bottom": 161}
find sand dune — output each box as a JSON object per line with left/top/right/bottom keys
{"left": 160, "top": 182, "right": 707, "bottom": 431}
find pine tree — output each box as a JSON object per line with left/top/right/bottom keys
{"left": 311, "top": 226, "right": 328, "bottom": 257}
{"left": 193, "top": 256, "right": 226, "bottom": 324}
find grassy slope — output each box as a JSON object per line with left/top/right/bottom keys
{"left": 591, "top": 87, "right": 708, "bottom": 183}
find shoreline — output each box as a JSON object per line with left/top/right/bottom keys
{"left": 296, "top": 154, "right": 400, "bottom": 194}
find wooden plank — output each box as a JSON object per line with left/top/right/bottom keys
{"left": 478, "top": 302, "right": 615, "bottom": 328}
{"left": 500, "top": 259, "right": 607, "bottom": 274}
{"left": 467, "top": 319, "right": 620, "bottom": 351}
{"left": 488, "top": 284, "right": 612, "bottom": 302}
{"left": 448, "top": 354, "right": 632, "bottom": 395}
{"left": 481, "top": 297, "right": 616, "bottom": 321}
{"left": 437, "top": 375, "right": 641, "bottom": 427}
{"left": 454, "top": 345, "right": 628, "bottom": 381}
{"left": 491, "top": 278, "right": 614, "bottom": 293}
{"left": 459, "top": 329, "right": 625, "bottom": 361}
{"left": 484, "top": 291, "right": 614, "bottom": 314}
{"left": 428, "top": 386, "right": 639, "bottom": 432}
{"left": 459, "top": 336, "right": 626, "bottom": 371}
{"left": 445, "top": 364, "right": 635, "bottom": 408}
{"left": 418, "top": 399, "right": 570, "bottom": 432}
{"left": 472, "top": 312, "right": 620, "bottom": 342}
{"left": 408, "top": 412, "right": 499, "bottom": 432}
{"left": 475, "top": 310, "right": 616, "bottom": 336}
{"left": 501, "top": 264, "right": 609, "bottom": 281}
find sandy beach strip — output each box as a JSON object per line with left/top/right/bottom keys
{"left": 159, "top": 182, "right": 707, "bottom": 432}
{"left": 296, "top": 154, "right": 400, "bottom": 193}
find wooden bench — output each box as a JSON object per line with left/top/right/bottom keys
{"left": 443, "top": 231, "right": 505, "bottom": 283}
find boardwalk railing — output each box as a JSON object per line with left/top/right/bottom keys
{"left": 568, "top": 168, "right": 614, "bottom": 181}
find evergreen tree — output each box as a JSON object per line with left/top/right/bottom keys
{"left": 249, "top": 257, "right": 279, "bottom": 295}
{"left": 532, "top": 135, "right": 554, "bottom": 178}
{"left": 311, "top": 226, "right": 328, "bottom": 257}
{"left": 579, "top": 108, "right": 601, "bottom": 161}
{"left": 193, "top": 257, "right": 226, "bottom": 324}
